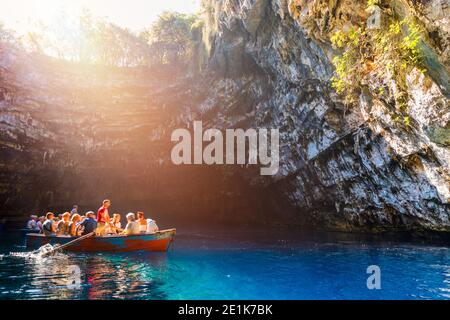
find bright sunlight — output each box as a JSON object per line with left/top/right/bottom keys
{"left": 1, "top": 0, "right": 201, "bottom": 33}
{"left": 0, "top": 0, "right": 202, "bottom": 66}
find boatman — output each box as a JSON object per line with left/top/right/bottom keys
{"left": 96, "top": 199, "right": 111, "bottom": 236}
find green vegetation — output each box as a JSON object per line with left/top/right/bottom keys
{"left": 140, "top": 11, "right": 201, "bottom": 66}
{"left": 0, "top": 10, "right": 202, "bottom": 69}
{"left": 367, "top": 0, "right": 380, "bottom": 8}
{"left": 330, "top": 1, "right": 425, "bottom": 125}
{"left": 74, "top": 10, "right": 151, "bottom": 66}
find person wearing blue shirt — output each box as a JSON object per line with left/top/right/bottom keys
{"left": 79, "top": 211, "right": 98, "bottom": 235}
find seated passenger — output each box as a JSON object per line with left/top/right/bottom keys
{"left": 26, "top": 215, "right": 39, "bottom": 230}
{"left": 36, "top": 216, "right": 45, "bottom": 232}
{"left": 137, "top": 211, "right": 147, "bottom": 233}
{"left": 122, "top": 213, "right": 140, "bottom": 235}
{"left": 146, "top": 217, "right": 159, "bottom": 233}
{"left": 111, "top": 213, "right": 123, "bottom": 234}
{"left": 42, "top": 212, "right": 57, "bottom": 236}
{"left": 79, "top": 211, "right": 97, "bottom": 235}
{"left": 71, "top": 205, "right": 78, "bottom": 215}
{"left": 68, "top": 214, "right": 82, "bottom": 237}
{"left": 57, "top": 212, "right": 71, "bottom": 236}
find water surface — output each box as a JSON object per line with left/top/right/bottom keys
{"left": 0, "top": 227, "right": 448, "bottom": 300}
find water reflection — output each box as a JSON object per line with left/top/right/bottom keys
{"left": 0, "top": 249, "right": 171, "bottom": 300}
{"left": 6, "top": 253, "right": 83, "bottom": 299}
{"left": 83, "top": 254, "right": 169, "bottom": 300}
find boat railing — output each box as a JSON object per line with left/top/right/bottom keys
{"left": 26, "top": 228, "right": 176, "bottom": 238}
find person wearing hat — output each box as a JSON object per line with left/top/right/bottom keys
{"left": 26, "top": 215, "right": 39, "bottom": 231}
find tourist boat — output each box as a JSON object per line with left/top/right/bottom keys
{"left": 25, "top": 229, "right": 176, "bottom": 252}
{"left": 20, "top": 228, "right": 41, "bottom": 236}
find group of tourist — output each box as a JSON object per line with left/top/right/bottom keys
{"left": 25, "top": 200, "right": 159, "bottom": 237}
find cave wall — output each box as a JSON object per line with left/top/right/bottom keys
{"left": 194, "top": 0, "right": 449, "bottom": 232}
{"left": 0, "top": 44, "right": 285, "bottom": 226}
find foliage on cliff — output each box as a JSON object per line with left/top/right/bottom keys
{"left": 330, "top": 10, "right": 424, "bottom": 125}
{"left": 289, "top": 0, "right": 430, "bottom": 126}
{"left": 140, "top": 11, "right": 203, "bottom": 66}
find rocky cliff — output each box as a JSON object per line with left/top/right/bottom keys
{"left": 0, "top": 0, "right": 449, "bottom": 233}
{"left": 0, "top": 45, "right": 276, "bottom": 226}
{"left": 191, "top": 0, "right": 449, "bottom": 232}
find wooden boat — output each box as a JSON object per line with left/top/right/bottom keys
{"left": 25, "top": 229, "right": 176, "bottom": 253}
{"left": 20, "top": 228, "right": 41, "bottom": 236}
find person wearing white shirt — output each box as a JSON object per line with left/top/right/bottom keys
{"left": 26, "top": 215, "right": 39, "bottom": 230}
{"left": 146, "top": 218, "right": 159, "bottom": 233}
{"left": 122, "top": 213, "right": 140, "bottom": 235}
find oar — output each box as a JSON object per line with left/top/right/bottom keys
{"left": 42, "top": 232, "right": 95, "bottom": 257}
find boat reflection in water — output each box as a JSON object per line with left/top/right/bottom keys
{"left": 85, "top": 253, "right": 169, "bottom": 300}
{"left": 27, "top": 253, "right": 81, "bottom": 299}
{"left": 23, "top": 250, "right": 170, "bottom": 299}
{"left": 14, "top": 230, "right": 175, "bottom": 299}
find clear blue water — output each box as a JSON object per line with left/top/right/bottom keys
{"left": 0, "top": 227, "right": 449, "bottom": 300}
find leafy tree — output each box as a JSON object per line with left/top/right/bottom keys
{"left": 141, "top": 11, "right": 200, "bottom": 66}
{"left": 2, "top": 9, "right": 203, "bottom": 70}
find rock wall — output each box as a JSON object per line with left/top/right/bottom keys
{"left": 194, "top": 0, "right": 449, "bottom": 232}
{"left": 0, "top": 44, "right": 279, "bottom": 226}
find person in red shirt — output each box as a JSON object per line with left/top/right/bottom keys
{"left": 96, "top": 199, "right": 111, "bottom": 236}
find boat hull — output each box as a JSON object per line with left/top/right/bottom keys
{"left": 25, "top": 229, "right": 176, "bottom": 253}
{"left": 20, "top": 229, "right": 41, "bottom": 236}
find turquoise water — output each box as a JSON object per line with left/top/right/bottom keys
{"left": 0, "top": 228, "right": 449, "bottom": 300}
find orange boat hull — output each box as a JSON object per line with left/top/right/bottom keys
{"left": 25, "top": 229, "right": 176, "bottom": 253}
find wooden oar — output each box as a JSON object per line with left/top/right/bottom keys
{"left": 42, "top": 232, "right": 95, "bottom": 257}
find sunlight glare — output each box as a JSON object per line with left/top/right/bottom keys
{"left": 0, "top": 0, "right": 201, "bottom": 33}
